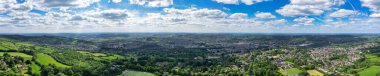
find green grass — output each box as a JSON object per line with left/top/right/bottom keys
{"left": 35, "top": 53, "right": 71, "bottom": 68}
{"left": 365, "top": 54, "right": 380, "bottom": 64}
{"left": 0, "top": 52, "right": 33, "bottom": 60}
{"left": 0, "top": 38, "right": 33, "bottom": 51}
{"left": 30, "top": 62, "right": 41, "bottom": 75}
{"left": 0, "top": 40, "right": 18, "bottom": 51}
{"left": 120, "top": 70, "right": 156, "bottom": 76}
{"left": 77, "top": 51, "right": 91, "bottom": 54}
{"left": 307, "top": 70, "right": 324, "bottom": 76}
{"left": 358, "top": 66, "right": 380, "bottom": 76}
{"left": 92, "top": 53, "right": 107, "bottom": 57}
{"left": 279, "top": 68, "right": 302, "bottom": 76}
{"left": 101, "top": 54, "right": 123, "bottom": 60}
{"left": 77, "top": 51, "right": 107, "bottom": 57}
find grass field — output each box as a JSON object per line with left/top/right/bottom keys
{"left": 77, "top": 51, "right": 107, "bottom": 57}
{"left": 35, "top": 53, "right": 71, "bottom": 68}
{"left": 0, "top": 52, "right": 33, "bottom": 60}
{"left": 92, "top": 53, "right": 107, "bottom": 57}
{"left": 120, "top": 70, "right": 156, "bottom": 76}
{"left": 102, "top": 54, "right": 123, "bottom": 60}
{"left": 365, "top": 54, "right": 380, "bottom": 64}
{"left": 0, "top": 39, "right": 33, "bottom": 51}
{"left": 30, "top": 62, "right": 41, "bottom": 75}
{"left": 77, "top": 51, "right": 91, "bottom": 54}
{"left": 307, "top": 70, "right": 324, "bottom": 76}
{"left": 279, "top": 68, "right": 302, "bottom": 76}
{"left": 358, "top": 66, "right": 380, "bottom": 76}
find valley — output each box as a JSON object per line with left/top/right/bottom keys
{"left": 0, "top": 33, "right": 380, "bottom": 76}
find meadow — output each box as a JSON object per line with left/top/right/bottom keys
{"left": 35, "top": 53, "right": 71, "bottom": 68}
{"left": 120, "top": 70, "right": 156, "bottom": 76}
{"left": 279, "top": 68, "right": 302, "bottom": 76}
{"left": 358, "top": 66, "right": 380, "bottom": 76}
{"left": 307, "top": 70, "right": 324, "bottom": 76}
{"left": 0, "top": 52, "right": 33, "bottom": 60}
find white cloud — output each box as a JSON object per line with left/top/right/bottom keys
{"left": 0, "top": 7, "right": 282, "bottom": 33}
{"left": 294, "top": 17, "right": 315, "bottom": 26}
{"left": 329, "top": 9, "right": 357, "bottom": 18}
{"left": 214, "top": 0, "right": 239, "bottom": 4}
{"left": 361, "top": 0, "right": 380, "bottom": 17}
{"left": 129, "top": 0, "right": 173, "bottom": 7}
{"left": 265, "top": 19, "right": 287, "bottom": 26}
{"left": 33, "top": 0, "right": 100, "bottom": 9}
{"left": 369, "top": 13, "right": 380, "bottom": 18}
{"left": 255, "top": 12, "right": 276, "bottom": 19}
{"left": 78, "top": 9, "right": 134, "bottom": 21}
{"left": 241, "top": 0, "right": 269, "bottom": 5}
{"left": 229, "top": 13, "right": 248, "bottom": 19}
{"left": 214, "top": 0, "right": 270, "bottom": 5}
{"left": 111, "top": 0, "right": 123, "bottom": 3}
{"left": 164, "top": 8, "right": 228, "bottom": 19}
{"left": 276, "top": 0, "right": 344, "bottom": 16}
{"left": 0, "top": 0, "right": 32, "bottom": 14}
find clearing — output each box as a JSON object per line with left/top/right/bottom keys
{"left": 307, "top": 70, "right": 324, "bottom": 76}
{"left": 120, "top": 70, "right": 156, "bottom": 76}
{"left": 279, "top": 68, "right": 302, "bottom": 76}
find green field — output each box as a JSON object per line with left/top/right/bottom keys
{"left": 0, "top": 39, "right": 33, "bottom": 51}
{"left": 0, "top": 52, "right": 33, "bottom": 60}
{"left": 358, "top": 66, "right": 380, "bottom": 76}
{"left": 30, "top": 62, "right": 41, "bottom": 75}
{"left": 92, "top": 53, "right": 107, "bottom": 57}
{"left": 101, "top": 54, "right": 124, "bottom": 60}
{"left": 365, "top": 54, "right": 380, "bottom": 64}
{"left": 77, "top": 51, "right": 107, "bottom": 57}
{"left": 307, "top": 70, "right": 324, "bottom": 76}
{"left": 279, "top": 68, "right": 302, "bottom": 76}
{"left": 35, "top": 53, "right": 71, "bottom": 68}
{"left": 120, "top": 70, "right": 156, "bottom": 76}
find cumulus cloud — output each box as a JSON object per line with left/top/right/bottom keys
{"left": 276, "top": 0, "right": 344, "bottom": 16}
{"left": 81, "top": 9, "right": 132, "bottom": 21}
{"left": 129, "top": 0, "right": 173, "bottom": 7}
{"left": 0, "top": 0, "right": 32, "bottom": 14}
{"left": 214, "top": 0, "right": 239, "bottom": 4}
{"left": 229, "top": 13, "right": 248, "bottom": 19}
{"left": 293, "top": 17, "right": 315, "bottom": 26}
{"left": 0, "top": 7, "right": 283, "bottom": 33}
{"left": 214, "top": 0, "right": 270, "bottom": 5}
{"left": 361, "top": 0, "right": 380, "bottom": 17}
{"left": 33, "top": 0, "right": 100, "bottom": 9}
{"left": 255, "top": 12, "right": 276, "bottom": 19}
{"left": 111, "top": 0, "right": 123, "bottom": 3}
{"left": 265, "top": 19, "right": 287, "bottom": 26}
{"left": 2, "top": 0, "right": 380, "bottom": 33}
{"left": 370, "top": 13, "right": 380, "bottom": 18}
{"left": 329, "top": 9, "right": 357, "bottom": 18}
{"left": 241, "top": 0, "right": 270, "bottom": 5}
{"left": 164, "top": 8, "right": 228, "bottom": 19}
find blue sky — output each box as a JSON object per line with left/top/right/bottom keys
{"left": 1, "top": 0, "right": 380, "bottom": 33}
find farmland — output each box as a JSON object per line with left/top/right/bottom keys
{"left": 35, "top": 53, "right": 71, "bottom": 68}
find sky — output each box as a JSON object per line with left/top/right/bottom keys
{"left": 0, "top": 0, "right": 380, "bottom": 33}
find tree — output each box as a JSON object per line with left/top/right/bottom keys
{"left": 41, "top": 65, "right": 55, "bottom": 76}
